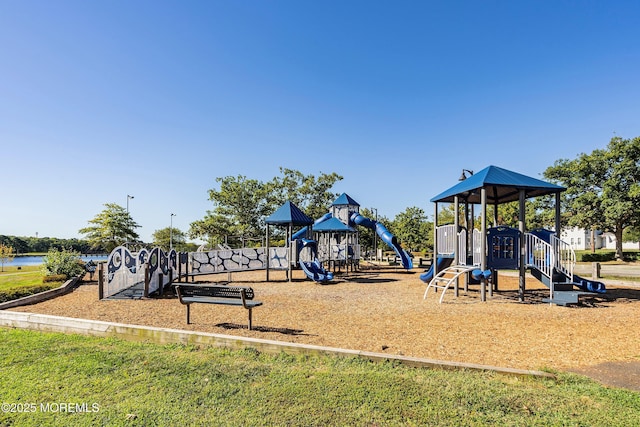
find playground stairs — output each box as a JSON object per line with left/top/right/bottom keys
{"left": 423, "top": 265, "right": 476, "bottom": 303}
{"left": 530, "top": 267, "right": 594, "bottom": 306}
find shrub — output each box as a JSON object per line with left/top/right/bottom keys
{"left": 580, "top": 252, "right": 616, "bottom": 262}
{"left": 41, "top": 248, "right": 85, "bottom": 279}
{"left": 42, "top": 274, "right": 67, "bottom": 283}
{"left": 0, "top": 285, "right": 57, "bottom": 303}
{"left": 577, "top": 251, "right": 640, "bottom": 262}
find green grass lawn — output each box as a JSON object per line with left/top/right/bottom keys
{"left": 0, "top": 266, "right": 44, "bottom": 290}
{"left": 0, "top": 266, "right": 61, "bottom": 302}
{"left": 0, "top": 328, "right": 638, "bottom": 426}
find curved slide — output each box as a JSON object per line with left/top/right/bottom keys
{"left": 297, "top": 239, "right": 334, "bottom": 282}
{"left": 350, "top": 213, "right": 413, "bottom": 270}
{"left": 419, "top": 256, "right": 454, "bottom": 282}
{"left": 292, "top": 213, "right": 332, "bottom": 241}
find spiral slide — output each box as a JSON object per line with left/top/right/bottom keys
{"left": 297, "top": 239, "right": 334, "bottom": 282}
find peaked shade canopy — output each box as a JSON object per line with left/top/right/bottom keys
{"left": 313, "top": 217, "right": 356, "bottom": 232}
{"left": 332, "top": 193, "right": 360, "bottom": 206}
{"left": 265, "top": 201, "right": 313, "bottom": 226}
{"left": 430, "top": 165, "right": 565, "bottom": 204}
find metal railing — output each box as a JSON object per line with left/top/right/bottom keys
{"left": 551, "top": 235, "right": 575, "bottom": 282}
{"left": 524, "top": 232, "right": 575, "bottom": 283}
{"left": 524, "top": 233, "right": 553, "bottom": 280}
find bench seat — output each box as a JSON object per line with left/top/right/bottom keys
{"left": 174, "top": 284, "right": 262, "bottom": 330}
{"left": 179, "top": 296, "right": 263, "bottom": 308}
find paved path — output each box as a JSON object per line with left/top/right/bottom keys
{"left": 573, "top": 262, "right": 640, "bottom": 278}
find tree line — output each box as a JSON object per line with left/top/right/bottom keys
{"left": 0, "top": 235, "right": 101, "bottom": 254}
{"left": 74, "top": 136, "right": 640, "bottom": 260}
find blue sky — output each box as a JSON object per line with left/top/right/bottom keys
{"left": 2, "top": 1, "right": 639, "bottom": 243}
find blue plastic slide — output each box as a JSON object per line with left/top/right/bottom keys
{"left": 419, "top": 256, "right": 454, "bottom": 282}
{"left": 297, "top": 239, "right": 334, "bottom": 282}
{"left": 293, "top": 212, "right": 413, "bottom": 271}
{"left": 291, "top": 213, "right": 332, "bottom": 241}
{"left": 350, "top": 213, "right": 413, "bottom": 270}
{"left": 572, "top": 274, "right": 606, "bottom": 293}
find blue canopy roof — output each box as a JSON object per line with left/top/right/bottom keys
{"left": 313, "top": 217, "right": 356, "bottom": 232}
{"left": 430, "top": 165, "right": 565, "bottom": 204}
{"left": 265, "top": 201, "right": 313, "bottom": 226}
{"left": 332, "top": 193, "right": 360, "bottom": 206}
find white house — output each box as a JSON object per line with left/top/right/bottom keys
{"left": 559, "top": 227, "right": 604, "bottom": 250}
{"left": 560, "top": 227, "right": 639, "bottom": 250}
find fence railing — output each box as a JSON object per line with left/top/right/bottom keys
{"left": 103, "top": 246, "right": 177, "bottom": 298}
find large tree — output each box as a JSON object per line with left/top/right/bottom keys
{"left": 356, "top": 208, "right": 391, "bottom": 257}
{"left": 79, "top": 203, "right": 141, "bottom": 252}
{"left": 152, "top": 227, "right": 187, "bottom": 251}
{"left": 543, "top": 136, "right": 640, "bottom": 260}
{"left": 189, "top": 169, "right": 343, "bottom": 245}
{"left": 189, "top": 175, "right": 272, "bottom": 246}
{"left": 491, "top": 199, "right": 558, "bottom": 230}
{"left": 267, "top": 167, "right": 343, "bottom": 220}
{"left": 391, "top": 206, "right": 433, "bottom": 253}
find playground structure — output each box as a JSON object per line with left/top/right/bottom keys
{"left": 291, "top": 193, "right": 413, "bottom": 274}
{"left": 101, "top": 245, "right": 180, "bottom": 299}
{"left": 267, "top": 194, "right": 412, "bottom": 282}
{"left": 422, "top": 165, "right": 606, "bottom": 305}
{"left": 100, "top": 243, "right": 289, "bottom": 299}
{"left": 99, "top": 193, "right": 413, "bottom": 296}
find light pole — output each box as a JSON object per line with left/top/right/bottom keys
{"left": 170, "top": 213, "right": 176, "bottom": 250}
{"left": 459, "top": 170, "right": 474, "bottom": 264}
{"left": 127, "top": 195, "right": 134, "bottom": 213}
{"left": 371, "top": 207, "right": 378, "bottom": 262}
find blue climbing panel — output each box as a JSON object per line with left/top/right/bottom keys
{"left": 487, "top": 226, "right": 520, "bottom": 270}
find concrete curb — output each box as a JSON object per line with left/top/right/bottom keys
{"left": 0, "top": 310, "right": 555, "bottom": 379}
{"left": 0, "top": 275, "right": 83, "bottom": 310}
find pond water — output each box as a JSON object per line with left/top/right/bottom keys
{"left": 2, "top": 255, "right": 109, "bottom": 267}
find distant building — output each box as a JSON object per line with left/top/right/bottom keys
{"left": 559, "top": 227, "right": 603, "bottom": 250}
{"left": 560, "top": 227, "right": 639, "bottom": 250}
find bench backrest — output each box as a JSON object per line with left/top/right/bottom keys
{"left": 176, "top": 285, "right": 255, "bottom": 300}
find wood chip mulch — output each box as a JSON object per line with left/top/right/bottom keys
{"left": 7, "top": 266, "right": 640, "bottom": 390}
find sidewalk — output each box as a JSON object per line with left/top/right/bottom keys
{"left": 499, "top": 263, "right": 640, "bottom": 289}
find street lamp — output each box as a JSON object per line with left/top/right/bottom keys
{"left": 127, "top": 195, "right": 134, "bottom": 213}
{"left": 170, "top": 213, "right": 176, "bottom": 250}
{"left": 458, "top": 169, "right": 474, "bottom": 181}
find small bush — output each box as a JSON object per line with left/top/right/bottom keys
{"left": 41, "top": 248, "right": 85, "bottom": 278}
{"left": 577, "top": 251, "right": 639, "bottom": 262}
{"left": 580, "top": 252, "right": 616, "bottom": 262}
{"left": 0, "top": 285, "right": 57, "bottom": 303}
{"left": 42, "top": 274, "right": 67, "bottom": 283}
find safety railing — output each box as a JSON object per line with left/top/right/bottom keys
{"left": 551, "top": 235, "right": 575, "bottom": 282}
{"left": 524, "top": 233, "right": 553, "bottom": 280}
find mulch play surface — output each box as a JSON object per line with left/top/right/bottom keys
{"left": 8, "top": 265, "right": 640, "bottom": 391}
